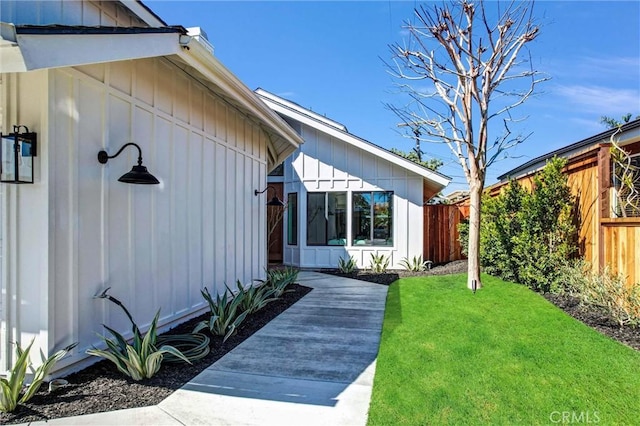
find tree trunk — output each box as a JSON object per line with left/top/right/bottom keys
{"left": 467, "top": 182, "right": 483, "bottom": 290}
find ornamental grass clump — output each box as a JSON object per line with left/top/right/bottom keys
{"left": 338, "top": 256, "right": 358, "bottom": 273}
{"left": 558, "top": 260, "right": 640, "bottom": 328}
{"left": 87, "top": 288, "right": 191, "bottom": 381}
{"left": 369, "top": 253, "right": 390, "bottom": 273}
{"left": 0, "top": 340, "right": 76, "bottom": 413}
{"left": 399, "top": 255, "right": 428, "bottom": 272}
{"left": 194, "top": 286, "right": 249, "bottom": 342}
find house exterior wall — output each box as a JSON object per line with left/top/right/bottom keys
{"left": 281, "top": 123, "right": 424, "bottom": 269}
{"left": 0, "top": 56, "right": 270, "bottom": 374}
{"left": 0, "top": 0, "right": 146, "bottom": 27}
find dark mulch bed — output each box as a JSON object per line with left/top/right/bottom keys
{"left": 323, "top": 259, "right": 469, "bottom": 286}
{"left": 0, "top": 284, "right": 312, "bottom": 425}
{"left": 543, "top": 292, "right": 640, "bottom": 351}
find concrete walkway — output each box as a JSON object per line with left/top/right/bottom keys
{"left": 29, "top": 272, "right": 388, "bottom": 426}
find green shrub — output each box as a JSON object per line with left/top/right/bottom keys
{"left": 0, "top": 340, "right": 76, "bottom": 412}
{"left": 460, "top": 157, "right": 578, "bottom": 292}
{"left": 370, "top": 253, "right": 390, "bottom": 273}
{"left": 194, "top": 287, "right": 249, "bottom": 342}
{"left": 399, "top": 255, "right": 428, "bottom": 272}
{"left": 558, "top": 260, "right": 640, "bottom": 327}
{"left": 338, "top": 256, "right": 357, "bottom": 273}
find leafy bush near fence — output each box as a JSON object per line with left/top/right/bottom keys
{"left": 557, "top": 260, "right": 640, "bottom": 327}
{"left": 459, "top": 157, "right": 578, "bottom": 292}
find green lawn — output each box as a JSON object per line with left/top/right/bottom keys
{"left": 368, "top": 274, "right": 640, "bottom": 425}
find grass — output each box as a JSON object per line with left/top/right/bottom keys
{"left": 368, "top": 274, "right": 640, "bottom": 425}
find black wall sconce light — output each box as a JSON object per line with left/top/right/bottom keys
{"left": 98, "top": 143, "right": 159, "bottom": 185}
{"left": 1, "top": 125, "right": 37, "bottom": 184}
{"left": 254, "top": 186, "right": 285, "bottom": 207}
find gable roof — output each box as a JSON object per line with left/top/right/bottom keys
{"left": 255, "top": 88, "right": 451, "bottom": 190}
{"left": 0, "top": 21, "right": 302, "bottom": 170}
{"left": 497, "top": 118, "right": 640, "bottom": 181}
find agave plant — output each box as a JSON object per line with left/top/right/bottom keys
{"left": 232, "top": 280, "right": 278, "bottom": 314}
{"left": 193, "top": 286, "right": 249, "bottom": 341}
{"left": 338, "top": 256, "right": 358, "bottom": 273}
{"left": 369, "top": 253, "right": 390, "bottom": 273}
{"left": 87, "top": 288, "right": 190, "bottom": 381}
{"left": 399, "top": 255, "right": 428, "bottom": 272}
{"left": 87, "top": 309, "right": 191, "bottom": 381}
{"left": 264, "top": 267, "right": 299, "bottom": 297}
{"left": 0, "top": 339, "right": 77, "bottom": 412}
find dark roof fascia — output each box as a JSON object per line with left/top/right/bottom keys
{"left": 258, "top": 89, "right": 452, "bottom": 182}
{"left": 497, "top": 119, "right": 640, "bottom": 181}
{"left": 136, "top": 0, "right": 168, "bottom": 26}
{"left": 15, "top": 25, "right": 187, "bottom": 35}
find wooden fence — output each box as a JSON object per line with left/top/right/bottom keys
{"left": 423, "top": 204, "right": 469, "bottom": 264}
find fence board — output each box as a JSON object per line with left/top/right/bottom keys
{"left": 423, "top": 205, "right": 469, "bottom": 264}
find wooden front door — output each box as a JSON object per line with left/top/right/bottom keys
{"left": 267, "top": 183, "right": 284, "bottom": 264}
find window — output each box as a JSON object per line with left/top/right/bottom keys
{"left": 287, "top": 193, "right": 298, "bottom": 245}
{"left": 268, "top": 162, "right": 284, "bottom": 177}
{"left": 352, "top": 191, "right": 393, "bottom": 246}
{"left": 306, "top": 192, "right": 347, "bottom": 246}
{"left": 612, "top": 153, "right": 640, "bottom": 217}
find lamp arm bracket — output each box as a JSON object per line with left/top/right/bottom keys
{"left": 98, "top": 142, "right": 143, "bottom": 165}
{"left": 254, "top": 185, "right": 277, "bottom": 196}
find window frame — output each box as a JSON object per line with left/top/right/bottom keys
{"left": 352, "top": 191, "right": 394, "bottom": 247}
{"left": 306, "top": 191, "right": 347, "bottom": 246}
{"left": 287, "top": 192, "right": 298, "bottom": 246}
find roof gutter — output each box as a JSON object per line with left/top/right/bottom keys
{"left": 176, "top": 36, "right": 303, "bottom": 163}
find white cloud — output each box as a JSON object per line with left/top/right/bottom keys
{"left": 552, "top": 84, "right": 640, "bottom": 115}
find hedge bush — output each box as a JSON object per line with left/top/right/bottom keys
{"left": 460, "top": 157, "right": 578, "bottom": 292}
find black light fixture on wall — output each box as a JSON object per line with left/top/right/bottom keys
{"left": 0, "top": 125, "right": 37, "bottom": 184}
{"left": 254, "top": 186, "right": 285, "bottom": 206}
{"left": 98, "top": 143, "right": 159, "bottom": 185}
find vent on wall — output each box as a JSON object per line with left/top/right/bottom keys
{"left": 187, "top": 27, "right": 214, "bottom": 55}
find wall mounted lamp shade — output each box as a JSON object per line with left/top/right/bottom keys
{"left": 98, "top": 143, "right": 159, "bottom": 185}
{"left": 1, "top": 125, "right": 37, "bottom": 184}
{"left": 254, "top": 186, "right": 285, "bottom": 207}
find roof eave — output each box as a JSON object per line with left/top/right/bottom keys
{"left": 498, "top": 119, "right": 640, "bottom": 181}
{"left": 176, "top": 40, "right": 302, "bottom": 169}
{"left": 257, "top": 91, "right": 451, "bottom": 189}
{"left": 0, "top": 23, "right": 184, "bottom": 72}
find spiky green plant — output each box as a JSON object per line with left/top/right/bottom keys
{"left": 338, "top": 256, "right": 358, "bottom": 273}
{"left": 87, "top": 309, "right": 190, "bottom": 381}
{"left": 193, "top": 287, "right": 249, "bottom": 341}
{"left": 264, "top": 267, "right": 299, "bottom": 297}
{"left": 0, "top": 340, "right": 77, "bottom": 412}
{"left": 369, "top": 253, "right": 390, "bottom": 273}
{"left": 87, "top": 288, "right": 191, "bottom": 380}
{"left": 399, "top": 255, "right": 428, "bottom": 272}
{"left": 232, "top": 280, "right": 278, "bottom": 314}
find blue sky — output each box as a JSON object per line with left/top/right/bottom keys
{"left": 148, "top": 1, "right": 640, "bottom": 193}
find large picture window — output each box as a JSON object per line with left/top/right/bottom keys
{"left": 352, "top": 191, "right": 393, "bottom": 246}
{"left": 307, "top": 192, "right": 347, "bottom": 246}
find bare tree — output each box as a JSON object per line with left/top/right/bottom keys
{"left": 388, "top": 0, "right": 546, "bottom": 290}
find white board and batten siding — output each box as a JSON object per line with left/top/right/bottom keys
{"left": 0, "top": 57, "right": 270, "bottom": 374}
{"left": 283, "top": 124, "right": 425, "bottom": 269}
{"left": 0, "top": 0, "right": 148, "bottom": 27}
